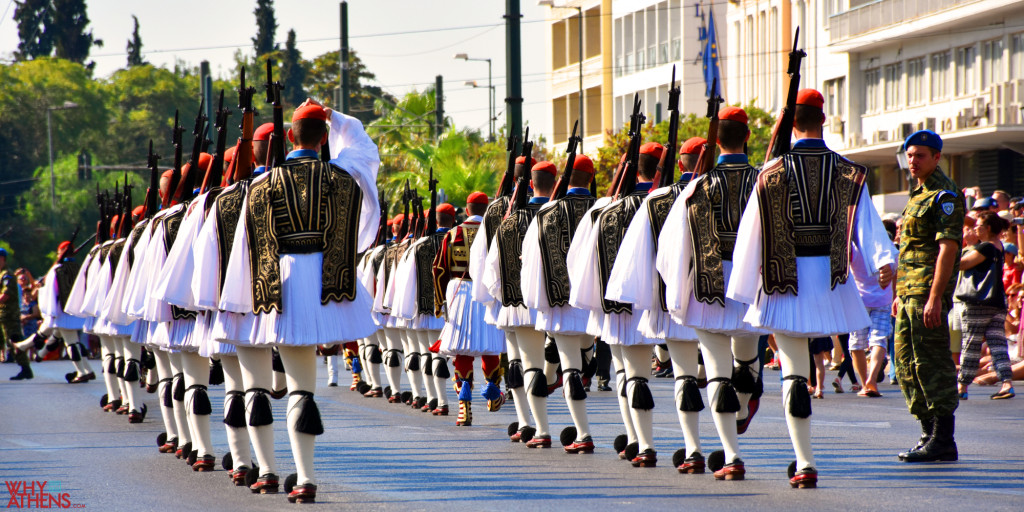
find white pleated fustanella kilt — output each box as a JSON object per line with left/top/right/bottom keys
{"left": 742, "top": 256, "right": 870, "bottom": 338}
{"left": 249, "top": 253, "right": 376, "bottom": 347}
{"left": 639, "top": 308, "right": 699, "bottom": 342}
{"left": 675, "top": 260, "right": 768, "bottom": 338}
{"left": 438, "top": 278, "right": 505, "bottom": 356}
{"left": 536, "top": 303, "right": 591, "bottom": 336}
{"left": 599, "top": 310, "right": 656, "bottom": 346}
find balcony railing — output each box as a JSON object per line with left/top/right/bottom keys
{"left": 829, "top": 0, "right": 980, "bottom": 43}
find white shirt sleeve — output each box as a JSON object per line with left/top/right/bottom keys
{"left": 469, "top": 222, "right": 494, "bottom": 305}
{"left": 328, "top": 111, "right": 380, "bottom": 252}
{"left": 569, "top": 198, "right": 612, "bottom": 312}
{"left": 726, "top": 189, "right": 763, "bottom": 305}
{"left": 192, "top": 201, "right": 223, "bottom": 311}
{"left": 520, "top": 214, "right": 547, "bottom": 310}
{"left": 152, "top": 199, "right": 204, "bottom": 309}
{"left": 218, "top": 198, "right": 253, "bottom": 314}
{"left": 853, "top": 186, "right": 898, "bottom": 272}
{"left": 64, "top": 252, "right": 94, "bottom": 317}
{"left": 391, "top": 241, "right": 421, "bottom": 320}
{"left": 606, "top": 195, "right": 656, "bottom": 309}
{"left": 657, "top": 181, "right": 697, "bottom": 318}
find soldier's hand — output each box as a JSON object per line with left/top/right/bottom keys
{"left": 891, "top": 297, "right": 900, "bottom": 318}
{"left": 878, "top": 264, "right": 894, "bottom": 289}
{"left": 923, "top": 296, "right": 943, "bottom": 328}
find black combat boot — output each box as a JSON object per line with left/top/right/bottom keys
{"left": 902, "top": 415, "right": 957, "bottom": 463}
{"left": 9, "top": 365, "right": 33, "bottom": 380}
{"left": 897, "top": 417, "right": 933, "bottom": 461}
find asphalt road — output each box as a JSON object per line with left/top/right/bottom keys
{"left": 1, "top": 358, "right": 1022, "bottom": 511}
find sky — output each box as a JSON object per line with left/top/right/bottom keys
{"left": 0, "top": 0, "right": 554, "bottom": 141}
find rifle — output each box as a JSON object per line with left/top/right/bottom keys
{"left": 264, "top": 59, "right": 286, "bottom": 169}
{"left": 550, "top": 120, "right": 580, "bottom": 200}
{"left": 764, "top": 27, "right": 806, "bottom": 164}
{"left": 72, "top": 233, "right": 96, "bottom": 256}
{"left": 694, "top": 78, "right": 723, "bottom": 177}
{"left": 95, "top": 184, "right": 105, "bottom": 244}
{"left": 229, "top": 67, "right": 258, "bottom": 184}
{"left": 653, "top": 66, "right": 680, "bottom": 187}
{"left": 414, "top": 196, "right": 425, "bottom": 238}
{"left": 178, "top": 99, "right": 210, "bottom": 202}
{"left": 145, "top": 140, "right": 161, "bottom": 217}
{"left": 374, "top": 190, "right": 389, "bottom": 246}
{"left": 201, "top": 90, "right": 231, "bottom": 193}
{"left": 496, "top": 130, "right": 523, "bottom": 198}
{"left": 64, "top": 226, "right": 80, "bottom": 257}
{"left": 400, "top": 180, "right": 411, "bottom": 239}
{"left": 504, "top": 128, "right": 534, "bottom": 219}
{"left": 614, "top": 94, "right": 645, "bottom": 198}
{"left": 425, "top": 167, "right": 438, "bottom": 236}
{"left": 118, "top": 174, "right": 133, "bottom": 238}
{"left": 165, "top": 109, "right": 185, "bottom": 207}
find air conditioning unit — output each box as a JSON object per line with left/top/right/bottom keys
{"left": 942, "top": 118, "right": 955, "bottom": 131}
{"left": 972, "top": 97, "right": 989, "bottom": 124}
{"left": 874, "top": 130, "right": 890, "bottom": 143}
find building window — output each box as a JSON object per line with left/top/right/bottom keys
{"left": 824, "top": 77, "right": 845, "bottom": 118}
{"left": 907, "top": 57, "right": 926, "bottom": 105}
{"left": 1012, "top": 33, "right": 1024, "bottom": 79}
{"left": 956, "top": 45, "right": 977, "bottom": 96}
{"left": 884, "top": 63, "right": 903, "bottom": 108}
{"left": 931, "top": 51, "right": 950, "bottom": 100}
{"left": 865, "top": 68, "right": 881, "bottom": 112}
{"left": 982, "top": 38, "right": 1004, "bottom": 88}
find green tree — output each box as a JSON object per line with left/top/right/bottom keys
{"left": 0, "top": 59, "right": 108, "bottom": 208}
{"left": 593, "top": 102, "right": 774, "bottom": 193}
{"left": 49, "top": 0, "right": 103, "bottom": 69}
{"left": 279, "top": 29, "right": 306, "bottom": 107}
{"left": 126, "top": 15, "right": 145, "bottom": 67}
{"left": 253, "top": 0, "right": 278, "bottom": 57}
{"left": 13, "top": 0, "right": 52, "bottom": 61}
{"left": 305, "top": 49, "right": 395, "bottom": 126}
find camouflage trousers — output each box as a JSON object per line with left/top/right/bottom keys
{"left": 0, "top": 317, "right": 29, "bottom": 367}
{"left": 894, "top": 296, "right": 958, "bottom": 419}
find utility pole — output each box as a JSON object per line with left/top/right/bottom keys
{"left": 504, "top": 0, "right": 523, "bottom": 139}
{"left": 339, "top": 1, "right": 350, "bottom": 114}
{"left": 435, "top": 75, "right": 444, "bottom": 142}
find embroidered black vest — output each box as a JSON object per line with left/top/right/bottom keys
{"left": 687, "top": 162, "right": 759, "bottom": 306}
{"left": 496, "top": 203, "right": 542, "bottom": 307}
{"left": 482, "top": 196, "right": 511, "bottom": 246}
{"left": 414, "top": 231, "right": 446, "bottom": 317}
{"left": 246, "top": 158, "right": 364, "bottom": 314}
{"left": 596, "top": 191, "right": 648, "bottom": 314}
{"left": 756, "top": 148, "right": 867, "bottom": 295}
{"left": 537, "top": 195, "right": 595, "bottom": 307}
{"left": 646, "top": 179, "right": 690, "bottom": 311}
{"left": 214, "top": 182, "right": 249, "bottom": 292}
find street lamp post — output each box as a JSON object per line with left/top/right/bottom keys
{"left": 454, "top": 53, "right": 494, "bottom": 141}
{"left": 539, "top": 0, "right": 584, "bottom": 152}
{"left": 464, "top": 81, "right": 497, "bottom": 141}
{"left": 47, "top": 100, "right": 78, "bottom": 228}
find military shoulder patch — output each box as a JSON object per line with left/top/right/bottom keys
{"left": 941, "top": 201, "right": 955, "bottom": 215}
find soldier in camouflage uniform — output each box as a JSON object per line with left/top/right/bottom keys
{"left": 1, "top": 248, "right": 33, "bottom": 380}
{"left": 894, "top": 130, "right": 963, "bottom": 463}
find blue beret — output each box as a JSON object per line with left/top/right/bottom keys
{"left": 904, "top": 129, "right": 942, "bottom": 152}
{"left": 0, "top": 247, "right": 6, "bottom": 258}
{"left": 972, "top": 197, "right": 996, "bottom": 210}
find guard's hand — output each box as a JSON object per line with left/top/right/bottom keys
{"left": 923, "top": 296, "right": 943, "bottom": 328}
{"left": 300, "top": 98, "right": 332, "bottom": 119}
{"left": 0, "top": 293, "right": 8, "bottom": 303}
{"left": 891, "top": 297, "right": 900, "bottom": 318}
{"left": 878, "top": 264, "right": 894, "bottom": 289}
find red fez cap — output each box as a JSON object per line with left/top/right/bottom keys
{"left": 132, "top": 205, "right": 146, "bottom": 218}
{"left": 198, "top": 152, "right": 213, "bottom": 172}
{"left": 679, "top": 137, "right": 707, "bottom": 155}
{"left": 532, "top": 161, "right": 557, "bottom": 176}
{"left": 110, "top": 215, "right": 119, "bottom": 231}
{"left": 796, "top": 89, "right": 824, "bottom": 109}
{"left": 515, "top": 156, "right": 537, "bottom": 167}
{"left": 57, "top": 241, "right": 72, "bottom": 254}
{"left": 254, "top": 123, "right": 274, "bottom": 142}
{"left": 437, "top": 203, "right": 456, "bottom": 217}
{"left": 719, "top": 106, "right": 748, "bottom": 124}
{"left": 640, "top": 142, "right": 664, "bottom": 159}
{"left": 292, "top": 104, "right": 328, "bottom": 123}
{"left": 392, "top": 214, "right": 405, "bottom": 225}
{"left": 467, "top": 191, "right": 489, "bottom": 205}
{"left": 224, "top": 146, "right": 237, "bottom": 163}
{"left": 161, "top": 169, "right": 174, "bottom": 179}
{"left": 572, "top": 154, "right": 595, "bottom": 175}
